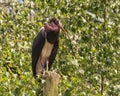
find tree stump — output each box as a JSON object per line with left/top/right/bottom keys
{"left": 43, "top": 71, "right": 60, "bottom": 96}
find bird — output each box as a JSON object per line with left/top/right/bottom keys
{"left": 32, "top": 18, "right": 65, "bottom": 78}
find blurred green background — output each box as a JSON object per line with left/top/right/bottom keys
{"left": 0, "top": 0, "right": 120, "bottom": 96}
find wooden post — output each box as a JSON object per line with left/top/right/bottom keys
{"left": 43, "top": 71, "right": 60, "bottom": 96}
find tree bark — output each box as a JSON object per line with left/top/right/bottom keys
{"left": 43, "top": 71, "right": 60, "bottom": 96}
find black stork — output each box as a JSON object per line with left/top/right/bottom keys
{"left": 32, "top": 18, "right": 65, "bottom": 78}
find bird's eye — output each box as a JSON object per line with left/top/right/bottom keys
{"left": 55, "top": 20, "right": 59, "bottom": 25}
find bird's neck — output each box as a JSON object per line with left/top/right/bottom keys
{"left": 46, "top": 31, "right": 59, "bottom": 44}
{"left": 44, "top": 24, "right": 60, "bottom": 44}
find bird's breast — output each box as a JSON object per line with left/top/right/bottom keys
{"left": 41, "top": 40, "right": 54, "bottom": 58}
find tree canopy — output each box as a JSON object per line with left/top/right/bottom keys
{"left": 0, "top": 0, "right": 120, "bottom": 95}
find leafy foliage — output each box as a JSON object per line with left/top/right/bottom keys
{"left": 0, "top": 0, "right": 120, "bottom": 96}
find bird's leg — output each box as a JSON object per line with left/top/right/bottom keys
{"left": 41, "top": 64, "right": 45, "bottom": 75}
{"left": 46, "top": 60, "right": 49, "bottom": 72}
{"left": 40, "top": 59, "right": 45, "bottom": 75}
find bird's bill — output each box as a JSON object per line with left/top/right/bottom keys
{"left": 59, "top": 22, "right": 66, "bottom": 32}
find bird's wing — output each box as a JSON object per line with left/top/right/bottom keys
{"left": 32, "top": 27, "right": 46, "bottom": 76}
{"left": 48, "top": 40, "right": 59, "bottom": 69}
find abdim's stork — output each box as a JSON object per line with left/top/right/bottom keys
{"left": 32, "top": 18, "right": 65, "bottom": 77}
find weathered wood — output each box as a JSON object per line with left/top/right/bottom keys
{"left": 43, "top": 71, "right": 60, "bottom": 96}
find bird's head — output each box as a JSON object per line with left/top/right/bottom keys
{"left": 49, "top": 18, "right": 66, "bottom": 32}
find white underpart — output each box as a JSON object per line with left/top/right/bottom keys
{"left": 40, "top": 27, "right": 45, "bottom": 31}
{"left": 36, "top": 27, "right": 54, "bottom": 75}
{"left": 41, "top": 40, "right": 54, "bottom": 58}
